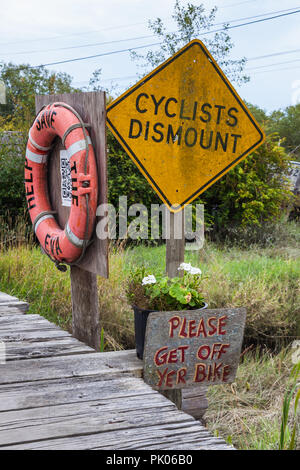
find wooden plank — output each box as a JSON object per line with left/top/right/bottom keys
{"left": 0, "top": 293, "right": 19, "bottom": 302}
{"left": 35, "top": 92, "right": 108, "bottom": 277}
{"left": 0, "top": 315, "right": 60, "bottom": 330}
{"left": 0, "top": 303, "right": 28, "bottom": 314}
{"left": 0, "top": 421, "right": 230, "bottom": 450}
{"left": 0, "top": 349, "right": 143, "bottom": 385}
{"left": 0, "top": 292, "right": 29, "bottom": 313}
{"left": 0, "top": 308, "right": 26, "bottom": 316}
{"left": 0, "top": 393, "right": 176, "bottom": 427}
{"left": 0, "top": 407, "right": 194, "bottom": 447}
{"left": 0, "top": 328, "right": 71, "bottom": 342}
{"left": 0, "top": 293, "right": 233, "bottom": 450}
{"left": 4, "top": 337, "right": 93, "bottom": 361}
{"left": 0, "top": 314, "right": 49, "bottom": 323}
{"left": 0, "top": 376, "right": 155, "bottom": 412}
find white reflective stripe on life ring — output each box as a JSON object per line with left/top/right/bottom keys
{"left": 28, "top": 130, "right": 52, "bottom": 151}
{"left": 34, "top": 214, "right": 55, "bottom": 233}
{"left": 67, "top": 137, "right": 92, "bottom": 160}
{"left": 26, "top": 148, "right": 48, "bottom": 164}
{"left": 65, "top": 222, "right": 85, "bottom": 248}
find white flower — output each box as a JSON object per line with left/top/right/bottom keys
{"left": 178, "top": 263, "right": 202, "bottom": 275}
{"left": 178, "top": 262, "right": 192, "bottom": 272}
{"left": 190, "top": 267, "right": 202, "bottom": 275}
{"left": 142, "top": 275, "right": 157, "bottom": 285}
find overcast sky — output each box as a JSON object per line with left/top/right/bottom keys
{"left": 1, "top": 0, "right": 300, "bottom": 113}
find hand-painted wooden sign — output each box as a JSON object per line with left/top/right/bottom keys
{"left": 106, "top": 39, "right": 265, "bottom": 212}
{"left": 143, "top": 308, "right": 246, "bottom": 390}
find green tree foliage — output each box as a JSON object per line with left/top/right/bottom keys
{"left": 199, "top": 134, "right": 292, "bottom": 230}
{"left": 0, "top": 132, "right": 27, "bottom": 218}
{"left": 0, "top": 63, "right": 77, "bottom": 220}
{"left": 131, "top": 0, "right": 249, "bottom": 85}
{"left": 107, "top": 128, "right": 161, "bottom": 211}
{"left": 0, "top": 63, "right": 76, "bottom": 129}
{"left": 268, "top": 104, "right": 300, "bottom": 161}
{"left": 107, "top": 130, "right": 292, "bottom": 234}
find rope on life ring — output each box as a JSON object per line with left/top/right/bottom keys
{"left": 24, "top": 102, "right": 98, "bottom": 270}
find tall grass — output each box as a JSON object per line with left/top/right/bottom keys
{"left": 205, "top": 348, "right": 300, "bottom": 450}
{"left": 279, "top": 362, "right": 300, "bottom": 450}
{"left": 0, "top": 238, "right": 299, "bottom": 350}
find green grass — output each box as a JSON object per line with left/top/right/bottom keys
{"left": 205, "top": 348, "right": 299, "bottom": 450}
{"left": 0, "top": 246, "right": 72, "bottom": 329}
{"left": 0, "top": 241, "right": 299, "bottom": 349}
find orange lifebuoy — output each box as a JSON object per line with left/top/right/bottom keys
{"left": 25, "top": 102, "right": 98, "bottom": 267}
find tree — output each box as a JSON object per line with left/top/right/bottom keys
{"left": 131, "top": 0, "right": 249, "bottom": 85}
{"left": 199, "top": 134, "right": 292, "bottom": 230}
{"left": 0, "top": 63, "right": 77, "bottom": 130}
{"left": 268, "top": 104, "right": 300, "bottom": 161}
{"left": 0, "top": 63, "right": 78, "bottom": 220}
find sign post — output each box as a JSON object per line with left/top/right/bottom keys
{"left": 35, "top": 92, "right": 108, "bottom": 350}
{"left": 106, "top": 39, "right": 265, "bottom": 418}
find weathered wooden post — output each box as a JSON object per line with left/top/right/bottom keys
{"left": 35, "top": 92, "right": 108, "bottom": 350}
{"left": 164, "top": 210, "right": 209, "bottom": 420}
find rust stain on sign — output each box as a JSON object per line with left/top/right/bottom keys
{"left": 107, "top": 39, "right": 265, "bottom": 212}
{"left": 143, "top": 308, "right": 247, "bottom": 390}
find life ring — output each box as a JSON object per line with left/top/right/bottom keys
{"left": 25, "top": 102, "right": 98, "bottom": 267}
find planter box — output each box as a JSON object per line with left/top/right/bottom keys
{"left": 133, "top": 303, "right": 208, "bottom": 360}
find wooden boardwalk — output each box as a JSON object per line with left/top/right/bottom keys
{"left": 0, "top": 293, "right": 232, "bottom": 450}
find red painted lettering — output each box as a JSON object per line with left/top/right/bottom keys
{"left": 197, "top": 345, "right": 211, "bottom": 360}
{"left": 196, "top": 318, "right": 207, "bottom": 338}
{"left": 222, "top": 365, "right": 231, "bottom": 382}
{"left": 188, "top": 320, "right": 197, "bottom": 337}
{"left": 218, "top": 315, "right": 228, "bottom": 335}
{"left": 154, "top": 347, "right": 168, "bottom": 366}
{"left": 179, "top": 317, "right": 188, "bottom": 337}
{"left": 207, "top": 316, "right": 217, "bottom": 336}
{"left": 177, "top": 368, "right": 187, "bottom": 385}
{"left": 168, "top": 316, "right": 181, "bottom": 338}
{"left": 194, "top": 363, "right": 206, "bottom": 382}
{"left": 165, "top": 370, "right": 176, "bottom": 388}
{"left": 156, "top": 368, "right": 169, "bottom": 386}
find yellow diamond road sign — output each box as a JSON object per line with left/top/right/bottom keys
{"left": 107, "top": 39, "right": 265, "bottom": 212}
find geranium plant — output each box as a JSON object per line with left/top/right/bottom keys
{"left": 127, "top": 262, "right": 206, "bottom": 311}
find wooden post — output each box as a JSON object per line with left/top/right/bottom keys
{"left": 70, "top": 266, "right": 100, "bottom": 349}
{"left": 166, "top": 211, "right": 184, "bottom": 278}
{"left": 35, "top": 92, "right": 108, "bottom": 351}
{"left": 164, "top": 208, "right": 208, "bottom": 422}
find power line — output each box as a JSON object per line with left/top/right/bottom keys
{"left": 0, "top": 1, "right": 260, "bottom": 47}
{"left": 246, "top": 57, "right": 300, "bottom": 71}
{"left": 26, "top": 8, "right": 300, "bottom": 69}
{"left": 0, "top": 34, "right": 156, "bottom": 56}
{"left": 247, "top": 47, "right": 300, "bottom": 62}
{"left": 2, "top": 6, "right": 300, "bottom": 57}
{"left": 28, "top": 41, "right": 162, "bottom": 68}
{"left": 249, "top": 63, "right": 300, "bottom": 74}
{"left": 75, "top": 57, "right": 300, "bottom": 86}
